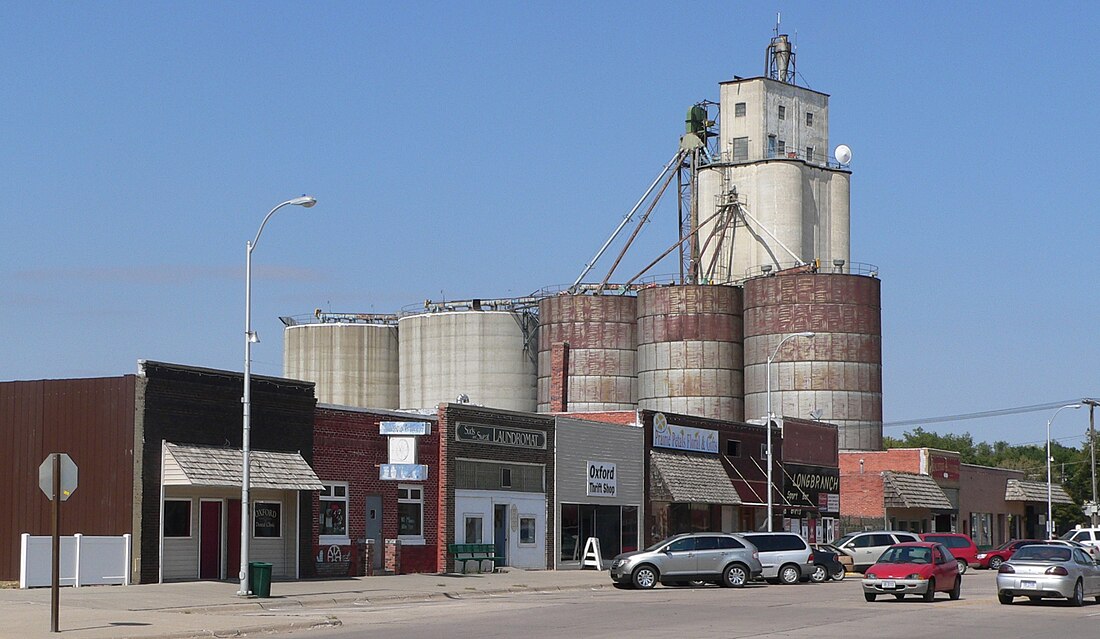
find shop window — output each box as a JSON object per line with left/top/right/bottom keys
{"left": 164, "top": 499, "right": 191, "bottom": 538}
{"left": 725, "top": 439, "right": 741, "bottom": 457}
{"left": 464, "top": 515, "right": 483, "bottom": 543}
{"left": 253, "top": 501, "right": 281, "bottom": 538}
{"left": 560, "top": 504, "right": 580, "bottom": 561}
{"left": 520, "top": 517, "right": 537, "bottom": 545}
{"left": 398, "top": 485, "right": 423, "bottom": 539}
{"left": 621, "top": 506, "right": 638, "bottom": 553}
{"left": 320, "top": 482, "right": 349, "bottom": 542}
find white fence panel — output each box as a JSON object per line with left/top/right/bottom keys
{"left": 20, "top": 533, "right": 131, "bottom": 588}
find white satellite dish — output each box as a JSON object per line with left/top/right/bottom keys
{"left": 834, "top": 144, "right": 852, "bottom": 165}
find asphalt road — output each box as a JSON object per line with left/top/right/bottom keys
{"left": 243, "top": 569, "right": 1100, "bottom": 638}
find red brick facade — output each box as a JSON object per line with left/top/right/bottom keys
{"left": 312, "top": 407, "right": 440, "bottom": 575}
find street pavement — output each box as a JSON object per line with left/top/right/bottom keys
{"left": 0, "top": 569, "right": 613, "bottom": 639}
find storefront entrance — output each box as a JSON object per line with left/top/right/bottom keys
{"left": 559, "top": 504, "right": 639, "bottom": 563}
{"left": 199, "top": 501, "right": 221, "bottom": 579}
{"left": 493, "top": 504, "right": 508, "bottom": 567}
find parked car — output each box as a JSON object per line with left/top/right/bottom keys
{"left": 608, "top": 532, "right": 763, "bottom": 589}
{"left": 1046, "top": 538, "right": 1100, "bottom": 561}
{"left": 833, "top": 531, "right": 921, "bottom": 572}
{"left": 1060, "top": 526, "right": 1100, "bottom": 551}
{"left": 809, "top": 544, "right": 846, "bottom": 582}
{"left": 996, "top": 543, "right": 1100, "bottom": 606}
{"left": 920, "top": 533, "right": 979, "bottom": 574}
{"left": 975, "top": 539, "right": 1045, "bottom": 569}
{"left": 861, "top": 542, "right": 962, "bottom": 602}
{"left": 739, "top": 532, "right": 815, "bottom": 585}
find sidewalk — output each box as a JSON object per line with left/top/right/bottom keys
{"left": 0, "top": 569, "right": 612, "bottom": 639}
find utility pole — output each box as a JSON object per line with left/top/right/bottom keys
{"left": 1085, "top": 399, "right": 1099, "bottom": 527}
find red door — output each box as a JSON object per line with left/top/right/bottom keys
{"left": 227, "top": 499, "right": 242, "bottom": 581}
{"left": 199, "top": 501, "right": 222, "bottom": 579}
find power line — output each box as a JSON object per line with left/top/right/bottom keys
{"left": 884, "top": 399, "right": 1089, "bottom": 429}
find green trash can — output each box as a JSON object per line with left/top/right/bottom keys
{"left": 248, "top": 562, "right": 273, "bottom": 598}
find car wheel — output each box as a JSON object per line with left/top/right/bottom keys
{"left": 923, "top": 578, "right": 936, "bottom": 602}
{"left": 632, "top": 565, "right": 658, "bottom": 590}
{"left": 809, "top": 565, "right": 827, "bottom": 583}
{"left": 989, "top": 556, "right": 1003, "bottom": 570}
{"left": 864, "top": 592, "right": 876, "bottom": 602}
{"left": 1070, "top": 579, "right": 1084, "bottom": 607}
{"left": 1028, "top": 596, "right": 1042, "bottom": 602}
{"left": 722, "top": 563, "right": 749, "bottom": 588}
{"left": 830, "top": 566, "right": 846, "bottom": 581}
{"left": 956, "top": 559, "right": 968, "bottom": 575}
{"left": 949, "top": 577, "right": 961, "bottom": 601}
{"left": 894, "top": 594, "right": 905, "bottom": 600}
{"left": 778, "top": 564, "right": 801, "bottom": 585}
{"left": 998, "top": 592, "right": 1013, "bottom": 605}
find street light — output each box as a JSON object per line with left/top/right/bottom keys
{"left": 239, "top": 195, "right": 316, "bottom": 596}
{"left": 1046, "top": 403, "right": 1082, "bottom": 539}
{"left": 765, "top": 331, "right": 815, "bottom": 532}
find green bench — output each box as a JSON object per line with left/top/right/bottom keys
{"left": 447, "top": 543, "right": 497, "bottom": 573}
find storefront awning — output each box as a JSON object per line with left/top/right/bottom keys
{"left": 1005, "top": 479, "right": 1074, "bottom": 505}
{"left": 882, "top": 471, "right": 953, "bottom": 510}
{"left": 650, "top": 449, "right": 741, "bottom": 505}
{"left": 163, "top": 442, "right": 324, "bottom": 490}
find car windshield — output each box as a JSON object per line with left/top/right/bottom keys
{"left": 645, "top": 536, "right": 683, "bottom": 552}
{"left": 1059, "top": 531, "right": 1077, "bottom": 541}
{"left": 835, "top": 534, "right": 856, "bottom": 547}
{"left": 877, "top": 546, "right": 931, "bottom": 564}
{"left": 1012, "top": 546, "right": 1071, "bottom": 562}
{"left": 994, "top": 540, "right": 1016, "bottom": 551}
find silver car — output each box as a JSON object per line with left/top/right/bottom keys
{"left": 608, "top": 532, "right": 763, "bottom": 589}
{"left": 996, "top": 544, "right": 1100, "bottom": 606}
{"left": 739, "top": 532, "right": 816, "bottom": 584}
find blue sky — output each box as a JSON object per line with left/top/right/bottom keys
{"left": 3, "top": 2, "right": 1098, "bottom": 447}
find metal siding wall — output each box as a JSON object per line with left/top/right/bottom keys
{"left": 555, "top": 418, "right": 643, "bottom": 505}
{"left": 0, "top": 376, "right": 136, "bottom": 581}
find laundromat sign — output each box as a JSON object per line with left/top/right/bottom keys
{"left": 652, "top": 412, "right": 718, "bottom": 454}
{"left": 456, "top": 422, "right": 547, "bottom": 450}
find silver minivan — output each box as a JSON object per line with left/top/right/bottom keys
{"left": 739, "top": 532, "right": 816, "bottom": 584}
{"left": 833, "top": 531, "right": 920, "bottom": 572}
{"left": 608, "top": 532, "right": 764, "bottom": 589}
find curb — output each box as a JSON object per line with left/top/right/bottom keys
{"left": 124, "top": 617, "right": 343, "bottom": 639}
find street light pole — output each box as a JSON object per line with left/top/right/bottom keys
{"left": 1046, "top": 403, "right": 1082, "bottom": 540}
{"left": 1084, "top": 399, "right": 1099, "bottom": 527}
{"left": 239, "top": 195, "right": 316, "bottom": 597}
{"left": 765, "top": 331, "right": 815, "bottom": 532}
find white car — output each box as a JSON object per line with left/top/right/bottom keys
{"left": 1060, "top": 526, "right": 1100, "bottom": 551}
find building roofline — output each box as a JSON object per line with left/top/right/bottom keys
{"left": 718, "top": 75, "right": 831, "bottom": 98}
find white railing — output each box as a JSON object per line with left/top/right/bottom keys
{"left": 19, "top": 533, "right": 131, "bottom": 588}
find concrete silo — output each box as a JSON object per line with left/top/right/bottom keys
{"left": 742, "top": 271, "right": 882, "bottom": 450}
{"left": 636, "top": 284, "right": 744, "bottom": 421}
{"left": 536, "top": 294, "right": 637, "bottom": 412}
{"left": 283, "top": 319, "right": 400, "bottom": 409}
{"left": 399, "top": 310, "right": 538, "bottom": 412}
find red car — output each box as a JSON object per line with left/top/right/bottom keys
{"left": 974, "top": 539, "right": 1045, "bottom": 570}
{"left": 920, "top": 533, "right": 979, "bottom": 574}
{"left": 861, "top": 542, "right": 961, "bottom": 602}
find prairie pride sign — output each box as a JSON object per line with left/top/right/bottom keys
{"left": 651, "top": 412, "right": 718, "bottom": 454}
{"left": 455, "top": 422, "right": 547, "bottom": 450}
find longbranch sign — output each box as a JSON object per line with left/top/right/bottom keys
{"left": 782, "top": 463, "right": 840, "bottom": 516}
{"left": 455, "top": 422, "right": 547, "bottom": 450}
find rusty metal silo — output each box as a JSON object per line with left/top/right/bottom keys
{"left": 636, "top": 285, "right": 744, "bottom": 421}
{"left": 742, "top": 271, "right": 882, "bottom": 450}
{"left": 537, "top": 294, "right": 637, "bottom": 412}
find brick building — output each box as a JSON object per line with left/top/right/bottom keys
{"left": 438, "top": 403, "right": 556, "bottom": 572}
{"left": 311, "top": 405, "right": 440, "bottom": 575}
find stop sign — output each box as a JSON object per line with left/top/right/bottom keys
{"left": 39, "top": 454, "right": 78, "bottom": 501}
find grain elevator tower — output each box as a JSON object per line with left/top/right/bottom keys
{"left": 696, "top": 32, "right": 851, "bottom": 283}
